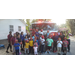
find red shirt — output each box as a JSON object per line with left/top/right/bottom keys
{"left": 7, "top": 34, "right": 12, "bottom": 43}
{"left": 63, "top": 40, "right": 69, "bottom": 47}
{"left": 32, "top": 31, "right": 36, "bottom": 36}
{"left": 11, "top": 37, "right": 16, "bottom": 45}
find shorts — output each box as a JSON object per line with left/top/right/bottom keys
{"left": 47, "top": 46, "right": 52, "bottom": 50}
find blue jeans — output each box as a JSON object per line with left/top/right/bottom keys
{"left": 41, "top": 45, "right": 44, "bottom": 53}
{"left": 16, "top": 50, "right": 19, "bottom": 55}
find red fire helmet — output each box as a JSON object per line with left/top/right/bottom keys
{"left": 64, "top": 37, "right": 67, "bottom": 40}
{"left": 41, "top": 29, "right": 43, "bottom": 32}
{"left": 58, "top": 37, "right": 61, "bottom": 40}
{"left": 30, "top": 28, "right": 32, "bottom": 31}
{"left": 47, "top": 30, "right": 49, "bottom": 33}
{"left": 36, "top": 29, "right": 38, "bottom": 32}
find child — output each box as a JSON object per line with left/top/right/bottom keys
{"left": 25, "top": 35, "right": 28, "bottom": 42}
{"left": 40, "top": 36, "right": 45, "bottom": 54}
{"left": 29, "top": 38, "right": 34, "bottom": 54}
{"left": 24, "top": 40, "right": 29, "bottom": 55}
{"left": 14, "top": 40, "right": 20, "bottom": 55}
{"left": 57, "top": 38, "right": 63, "bottom": 55}
{"left": 33, "top": 40, "right": 38, "bottom": 55}
{"left": 63, "top": 37, "right": 69, "bottom": 55}
{"left": 17, "top": 34, "right": 22, "bottom": 55}
{"left": 32, "top": 34, "right": 36, "bottom": 42}
{"left": 35, "top": 29, "right": 39, "bottom": 37}
{"left": 33, "top": 45, "right": 38, "bottom": 55}
{"left": 45, "top": 36, "right": 53, "bottom": 54}
{"left": 36, "top": 37, "right": 40, "bottom": 52}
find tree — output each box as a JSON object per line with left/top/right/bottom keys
{"left": 26, "top": 19, "right": 30, "bottom": 32}
{"left": 66, "top": 19, "right": 75, "bottom": 35}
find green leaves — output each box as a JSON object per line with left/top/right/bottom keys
{"left": 66, "top": 19, "right": 75, "bottom": 35}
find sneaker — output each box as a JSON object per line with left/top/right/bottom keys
{"left": 49, "top": 51, "right": 51, "bottom": 54}
{"left": 10, "top": 50, "right": 12, "bottom": 52}
{"left": 58, "top": 53, "right": 60, "bottom": 55}
{"left": 19, "top": 52, "right": 21, "bottom": 55}
{"left": 45, "top": 51, "right": 47, "bottom": 54}
{"left": 6, "top": 51, "right": 9, "bottom": 53}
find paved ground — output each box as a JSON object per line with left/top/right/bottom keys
{"left": 0, "top": 36, "right": 75, "bottom": 55}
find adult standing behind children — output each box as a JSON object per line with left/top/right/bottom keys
{"left": 53, "top": 33, "right": 59, "bottom": 53}
{"left": 6, "top": 31, "right": 12, "bottom": 53}
{"left": 32, "top": 28, "right": 36, "bottom": 36}
{"left": 20, "top": 32, "right": 25, "bottom": 51}
{"left": 35, "top": 29, "right": 39, "bottom": 37}
{"left": 11, "top": 33, "right": 17, "bottom": 55}
{"left": 40, "top": 36, "right": 45, "bottom": 54}
{"left": 65, "top": 30, "right": 70, "bottom": 52}
{"left": 59, "top": 32, "right": 65, "bottom": 52}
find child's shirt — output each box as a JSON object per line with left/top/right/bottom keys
{"left": 29, "top": 40, "right": 33, "bottom": 47}
{"left": 14, "top": 43, "right": 20, "bottom": 50}
{"left": 32, "top": 36, "right": 35, "bottom": 42}
{"left": 47, "top": 33, "right": 49, "bottom": 37}
{"left": 33, "top": 47, "right": 38, "bottom": 55}
{"left": 46, "top": 38, "right": 53, "bottom": 46}
{"left": 35, "top": 32, "right": 39, "bottom": 37}
{"left": 36, "top": 39, "right": 40, "bottom": 45}
{"left": 34, "top": 42, "right": 38, "bottom": 47}
{"left": 40, "top": 38, "right": 45, "bottom": 45}
{"left": 25, "top": 42, "right": 29, "bottom": 48}
{"left": 25, "top": 38, "right": 28, "bottom": 41}
{"left": 63, "top": 40, "right": 69, "bottom": 47}
{"left": 57, "top": 41, "right": 62, "bottom": 47}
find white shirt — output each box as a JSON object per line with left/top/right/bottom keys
{"left": 33, "top": 47, "right": 38, "bottom": 55}
{"left": 57, "top": 41, "right": 63, "bottom": 47}
{"left": 40, "top": 32, "right": 43, "bottom": 35}
{"left": 41, "top": 38, "right": 45, "bottom": 45}
{"left": 40, "top": 37, "right": 42, "bottom": 40}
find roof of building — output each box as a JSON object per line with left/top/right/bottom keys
{"left": 19, "top": 19, "right": 28, "bottom": 26}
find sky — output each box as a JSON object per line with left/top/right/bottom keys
{"left": 24, "top": 19, "right": 66, "bottom": 25}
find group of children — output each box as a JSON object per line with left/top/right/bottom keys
{"left": 6, "top": 29, "right": 70, "bottom": 55}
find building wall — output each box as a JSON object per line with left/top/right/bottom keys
{"left": 0, "top": 19, "right": 26, "bottom": 40}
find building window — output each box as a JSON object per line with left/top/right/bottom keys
{"left": 18, "top": 26, "right": 21, "bottom": 31}
{"left": 9, "top": 25, "right": 14, "bottom": 32}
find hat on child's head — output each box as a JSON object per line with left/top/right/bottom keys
{"left": 36, "top": 29, "right": 38, "bottom": 32}
{"left": 58, "top": 37, "right": 61, "bottom": 40}
{"left": 16, "top": 39, "right": 18, "bottom": 42}
{"left": 64, "top": 37, "right": 67, "bottom": 40}
{"left": 26, "top": 40, "right": 28, "bottom": 42}
{"left": 47, "top": 30, "right": 49, "bottom": 33}
{"left": 30, "top": 37, "right": 33, "bottom": 40}
{"left": 34, "top": 39, "right": 37, "bottom": 42}
{"left": 41, "top": 29, "right": 43, "bottom": 32}
{"left": 41, "top": 35, "right": 44, "bottom": 39}
{"left": 30, "top": 28, "right": 32, "bottom": 31}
